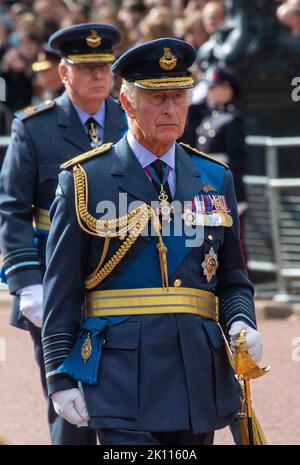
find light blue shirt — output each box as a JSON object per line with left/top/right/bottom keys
{"left": 72, "top": 101, "right": 106, "bottom": 142}
{"left": 127, "top": 130, "right": 176, "bottom": 197}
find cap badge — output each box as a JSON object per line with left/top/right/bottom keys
{"left": 159, "top": 48, "right": 177, "bottom": 70}
{"left": 86, "top": 29, "right": 102, "bottom": 48}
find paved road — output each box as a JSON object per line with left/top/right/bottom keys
{"left": 1, "top": 291, "right": 299, "bottom": 445}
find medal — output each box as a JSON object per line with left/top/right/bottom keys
{"left": 182, "top": 208, "right": 196, "bottom": 227}
{"left": 157, "top": 186, "right": 173, "bottom": 222}
{"left": 183, "top": 193, "right": 233, "bottom": 227}
{"left": 201, "top": 247, "right": 219, "bottom": 282}
{"left": 89, "top": 121, "right": 102, "bottom": 148}
{"left": 146, "top": 163, "right": 173, "bottom": 223}
{"left": 81, "top": 332, "right": 92, "bottom": 363}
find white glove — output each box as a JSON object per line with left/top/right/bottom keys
{"left": 229, "top": 321, "right": 263, "bottom": 364}
{"left": 18, "top": 284, "right": 43, "bottom": 328}
{"left": 237, "top": 202, "right": 248, "bottom": 216}
{"left": 51, "top": 388, "right": 90, "bottom": 426}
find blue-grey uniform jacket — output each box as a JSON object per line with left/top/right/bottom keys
{"left": 42, "top": 136, "right": 257, "bottom": 434}
{"left": 0, "top": 91, "right": 127, "bottom": 331}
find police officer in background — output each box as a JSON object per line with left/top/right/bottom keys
{"left": 0, "top": 23, "right": 127, "bottom": 445}
{"left": 183, "top": 64, "right": 247, "bottom": 216}
{"left": 41, "top": 38, "right": 263, "bottom": 445}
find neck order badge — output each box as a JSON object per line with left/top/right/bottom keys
{"left": 86, "top": 117, "right": 102, "bottom": 148}
{"left": 145, "top": 159, "right": 173, "bottom": 222}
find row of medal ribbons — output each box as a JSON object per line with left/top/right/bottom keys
{"left": 182, "top": 194, "right": 233, "bottom": 228}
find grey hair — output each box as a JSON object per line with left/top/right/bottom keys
{"left": 120, "top": 80, "right": 139, "bottom": 109}
{"left": 60, "top": 57, "right": 70, "bottom": 66}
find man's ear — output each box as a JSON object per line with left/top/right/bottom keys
{"left": 119, "top": 91, "right": 136, "bottom": 118}
{"left": 58, "top": 62, "right": 68, "bottom": 84}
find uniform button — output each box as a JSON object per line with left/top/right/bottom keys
{"left": 174, "top": 279, "right": 182, "bottom": 287}
{"left": 212, "top": 110, "right": 219, "bottom": 118}
{"left": 198, "top": 136, "right": 206, "bottom": 144}
{"left": 203, "top": 122, "right": 211, "bottom": 129}
{"left": 208, "top": 129, "right": 216, "bottom": 137}
{"left": 103, "top": 338, "right": 106, "bottom": 346}
{"left": 208, "top": 234, "right": 213, "bottom": 241}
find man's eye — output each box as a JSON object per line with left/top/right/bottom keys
{"left": 149, "top": 95, "right": 163, "bottom": 104}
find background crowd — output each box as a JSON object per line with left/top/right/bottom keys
{"left": 0, "top": 0, "right": 297, "bottom": 129}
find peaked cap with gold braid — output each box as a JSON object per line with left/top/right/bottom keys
{"left": 49, "top": 23, "right": 122, "bottom": 64}
{"left": 112, "top": 38, "right": 197, "bottom": 90}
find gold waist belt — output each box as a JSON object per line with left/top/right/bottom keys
{"left": 33, "top": 207, "right": 51, "bottom": 232}
{"left": 86, "top": 287, "right": 218, "bottom": 321}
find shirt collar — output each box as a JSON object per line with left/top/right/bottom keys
{"left": 72, "top": 101, "right": 106, "bottom": 128}
{"left": 127, "top": 130, "right": 175, "bottom": 170}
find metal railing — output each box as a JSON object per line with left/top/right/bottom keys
{"left": 245, "top": 136, "right": 300, "bottom": 302}
{"left": 0, "top": 136, "right": 10, "bottom": 147}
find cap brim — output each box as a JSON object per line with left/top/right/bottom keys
{"left": 132, "top": 76, "right": 194, "bottom": 90}
{"left": 32, "top": 60, "right": 54, "bottom": 72}
{"left": 66, "top": 53, "right": 115, "bottom": 64}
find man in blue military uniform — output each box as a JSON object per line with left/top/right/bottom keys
{"left": 0, "top": 23, "right": 127, "bottom": 445}
{"left": 41, "top": 38, "right": 263, "bottom": 445}
{"left": 183, "top": 64, "right": 247, "bottom": 209}
{"left": 182, "top": 64, "right": 248, "bottom": 255}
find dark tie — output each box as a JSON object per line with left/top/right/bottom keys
{"left": 150, "top": 159, "right": 172, "bottom": 201}
{"left": 86, "top": 117, "right": 101, "bottom": 148}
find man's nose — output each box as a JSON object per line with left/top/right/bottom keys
{"left": 93, "top": 66, "right": 104, "bottom": 78}
{"left": 163, "top": 96, "right": 176, "bottom": 113}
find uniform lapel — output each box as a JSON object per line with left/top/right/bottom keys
{"left": 111, "top": 136, "right": 157, "bottom": 204}
{"left": 56, "top": 91, "right": 91, "bottom": 152}
{"left": 173, "top": 143, "right": 205, "bottom": 203}
{"left": 103, "top": 96, "right": 127, "bottom": 143}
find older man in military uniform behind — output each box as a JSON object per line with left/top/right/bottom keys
{"left": 0, "top": 23, "right": 127, "bottom": 445}
{"left": 41, "top": 38, "right": 262, "bottom": 445}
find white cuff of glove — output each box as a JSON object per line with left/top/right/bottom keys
{"left": 228, "top": 320, "right": 263, "bottom": 364}
{"left": 237, "top": 202, "right": 248, "bottom": 216}
{"left": 51, "top": 388, "right": 90, "bottom": 426}
{"left": 18, "top": 284, "right": 43, "bottom": 328}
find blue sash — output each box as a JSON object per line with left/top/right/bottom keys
{"left": 57, "top": 316, "right": 127, "bottom": 384}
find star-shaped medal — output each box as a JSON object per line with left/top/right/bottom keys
{"left": 201, "top": 247, "right": 219, "bottom": 282}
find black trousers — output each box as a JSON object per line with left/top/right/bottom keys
{"left": 30, "top": 330, "right": 97, "bottom": 445}
{"left": 97, "top": 428, "right": 214, "bottom": 445}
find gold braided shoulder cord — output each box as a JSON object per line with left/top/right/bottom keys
{"left": 73, "top": 164, "right": 168, "bottom": 290}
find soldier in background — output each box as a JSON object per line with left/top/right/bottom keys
{"left": 0, "top": 22, "right": 127, "bottom": 445}
{"left": 182, "top": 64, "right": 248, "bottom": 261}
{"left": 183, "top": 64, "right": 247, "bottom": 213}
{"left": 31, "top": 44, "right": 64, "bottom": 105}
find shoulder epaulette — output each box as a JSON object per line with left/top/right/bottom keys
{"left": 179, "top": 142, "right": 229, "bottom": 169}
{"left": 15, "top": 99, "right": 55, "bottom": 120}
{"left": 61, "top": 142, "right": 113, "bottom": 170}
